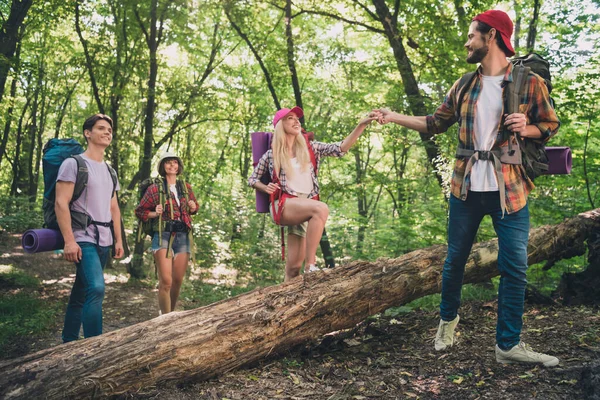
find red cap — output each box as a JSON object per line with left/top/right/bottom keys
{"left": 272, "top": 106, "right": 303, "bottom": 128}
{"left": 473, "top": 10, "right": 515, "bottom": 57}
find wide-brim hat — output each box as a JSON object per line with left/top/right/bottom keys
{"left": 157, "top": 151, "right": 182, "bottom": 173}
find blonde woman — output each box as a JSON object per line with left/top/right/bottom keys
{"left": 249, "top": 107, "right": 379, "bottom": 281}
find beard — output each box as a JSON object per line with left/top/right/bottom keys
{"left": 466, "top": 45, "right": 489, "bottom": 64}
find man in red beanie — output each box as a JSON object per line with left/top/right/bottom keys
{"left": 376, "top": 9, "right": 559, "bottom": 366}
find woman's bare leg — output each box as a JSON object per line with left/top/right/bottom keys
{"left": 154, "top": 249, "right": 172, "bottom": 315}
{"left": 285, "top": 234, "right": 305, "bottom": 281}
{"left": 170, "top": 253, "right": 189, "bottom": 311}
{"left": 280, "top": 198, "right": 329, "bottom": 270}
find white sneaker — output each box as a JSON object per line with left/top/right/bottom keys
{"left": 308, "top": 264, "right": 320, "bottom": 273}
{"left": 434, "top": 315, "right": 459, "bottom": 351}
{"left": 496, "top": 342, "right": 559, "bottom": 367}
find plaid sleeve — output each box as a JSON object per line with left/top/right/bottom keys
{"left": 248, "top": 151, "right": 271, "bottom": 187}
{"left": 135, "top": 184, "right": 159, "bottom": 221}
{"left": 426, "top": 79, "right": 461, "bottom": 135}
{"left": 524, "top": 74, "right": 560, "bottom": 142}
{"left": 185, "top": 182, "right": 199, "bottom": 215}
{"left": 311, "top": 141, "right": 346, "bottom": 158}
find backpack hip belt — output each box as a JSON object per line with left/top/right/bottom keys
{"left": 456, "top": 145, "right": 521, "bottom": 217}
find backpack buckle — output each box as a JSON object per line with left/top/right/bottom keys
{"left": 476, "top": 150, "right": 491, "bottom": 161}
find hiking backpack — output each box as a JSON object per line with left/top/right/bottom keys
{"left": 136, "top": 176, "right": 191, "bottom": 239}
{"left": 251, "top": 130, "right": 317, "bottom": 213}
{"left": 42, "top": 138, "right": 118, "bottom": 230}
{"left": 136, "top": 176, "right": 193, "bottom": 260}
{"left": 455, "top": 53, "right": 554, "bottom": 180}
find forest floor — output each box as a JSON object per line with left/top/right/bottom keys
{"left": 1, "top": 232, "right": 599, "bottom": 400}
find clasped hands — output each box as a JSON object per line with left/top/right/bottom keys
{"left": 365, "top": 108, "right": 533, "bottom": 136}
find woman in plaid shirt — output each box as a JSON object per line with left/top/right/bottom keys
{"left": 249, "top": 106, "right": 380, "bottom": 281}
{"left": 135, "top": 152, "right": 198, "bottom": 315}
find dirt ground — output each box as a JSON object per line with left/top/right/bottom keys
{"left": 1, "top": 232, "right": 599, "bottom": 399}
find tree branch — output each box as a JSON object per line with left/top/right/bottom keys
{"left": 392, "top": 0, "right": 400, "bottom": 25}
{"left": 226, "top": 10, "right": 281, "bottom": 110}
{"left": 74, "top": 1, "right": 105, "bottom": 114}
{"left": 354, "top": 0, "right": 379, "bottom": 21}
{"left": 133, "top": 7, "right": 149, "bottom": 47}
{"left": 293, "top": 9, "right": 384, "bottom": 34}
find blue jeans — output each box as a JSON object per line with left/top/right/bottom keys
{"left": 62, "top": 242, "right": 110, "bottom": 343}
{"left": 440, "top": 192, "right": 530, "bottom": 350}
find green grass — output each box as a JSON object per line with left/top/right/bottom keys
{"left": 0, "top": 269, "right": 40, "bottom": 289}
{"left": 0, "top": 269, "right": 62, "bottom": 357}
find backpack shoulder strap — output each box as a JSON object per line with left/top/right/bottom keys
{"left": 71, "top": 155, "right": 88, "bottom": 204}
{"left": 508, "top": 64, "right": 531, "bottom": 114}
{"left": 455, "top": 71, "right": 477, "bottom": 120}
{"left": 105, "top": 162, "right": 118, "bottom": 199}
{"left": 179, "top": 178, "right": 190, "bottom": 203}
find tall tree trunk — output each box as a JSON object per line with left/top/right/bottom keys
{"left": 285, "top": 0, "right": 303, "bottom": 114}
{"left": 0, "top": 0, "right": 33, "bottom": 104}
{"left": 137, "top": 0, "right": 160, "bottom": 182}
{"left": 74, "top": 1, "right": 106, "bottom": 115}
{"left": 0, "top": 28, "right": 22, "bottom": 168}
{"left": 130, "top": 0, "right": 165, "bottom": 278}
{"left": 526, "top": 0, "right": 541, "bottom": 52}
{"left": 1, "top": 208, "right": 598, "bottom": 399}
{"left": 370, "top": 0, "right": 444, "bottom": 188}
{"left": 9, "top": 96, "right": 30, "bottom": 197}
{"left": 513, "top": 0, "right": 522, "bottom": 50}
{"left": 28, "top": 60, "right": 47, "bottom": 200}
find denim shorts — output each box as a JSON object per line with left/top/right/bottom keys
{"left": 151, "top": 231, "right": 190, "bottom": 255}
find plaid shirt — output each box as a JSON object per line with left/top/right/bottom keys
{"left": 135, "top": 180, "right": 198, "bottom": 231}
{"left": 248, "top": 141, "right": 346, "bottom": 198}
{"left": 426, "top": 63, "right": 559, "bottom": 214}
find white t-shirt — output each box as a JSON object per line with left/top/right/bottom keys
{"left": 169, "top": 184, "right": 180, "bottom": 206}
{"left": 470, "top": 74, "right": 504, "bottom": 192}
{"left": 286, "top": 158, "right": 313, "bottom": 195}
{"left": 57, "top": 155, "right": 119, "bottom": 247}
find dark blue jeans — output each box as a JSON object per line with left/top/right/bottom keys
{"left": 62, "top": 242, "right": 110, "bottom": 343}
{"left": 440, "top": 192, "right": 530, "bottom": 350}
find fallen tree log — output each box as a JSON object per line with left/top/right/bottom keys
{"left": 1, "top": 208, "right": 599, "bottom": 399}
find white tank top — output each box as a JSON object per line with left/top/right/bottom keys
{"left": 287, "top": 158, "right": 313, "bottom": 194}
{"left": 471, "top": 74, "right": 504, "bottom": 192}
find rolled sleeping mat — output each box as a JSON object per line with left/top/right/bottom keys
{"left": 21, "top": 229, "right": 64, "bottom": 254}
{"left": 251, "top": 132, "right": 273, "bottom": 213}
{"left": 545, "top": 147, "right": 572, "bottom": 175}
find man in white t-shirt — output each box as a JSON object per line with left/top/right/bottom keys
{"left": 377, "top": 10, "right": 559, "bottom": 366}
{"left": 55, "top": 114, "right": 124, "bottom": 342}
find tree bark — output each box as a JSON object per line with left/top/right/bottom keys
{"left": 1, "top": 208, "right": 598, "bottom": 399}
{"left": 370, "top": 0, "right": 444, "bottom": 188}
{"left": 0, "top": 0, "right": 33, "bottom": 104}
{"left": 526, "top": 0, "right": 541, "bottom": 52}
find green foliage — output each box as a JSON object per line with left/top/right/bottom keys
{"left": 0, "top": 196, "right": 43, "bottom": 232}
{"left": 0, "top": 269, "right": 61, "bottom": 356}
{"left": 0, "top": 269, "right": 39, "bottom": 288}
{"left": 0, "top": 0, "right": 598, "bottom": 304}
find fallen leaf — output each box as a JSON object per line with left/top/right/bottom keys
{"left": 453, "top": 376, "right": 464, "bottom": 384}
{"left": 289, "top": 373, "right": 300, "bottom": 385}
